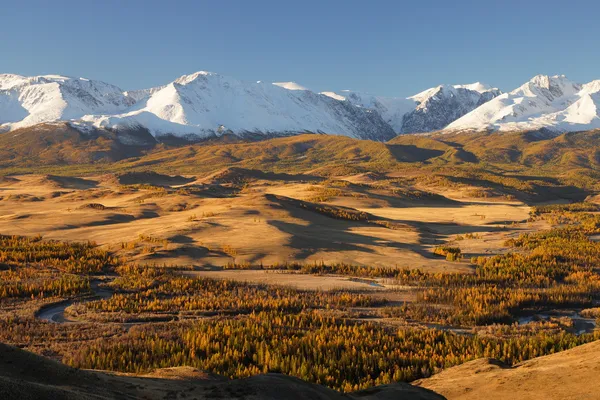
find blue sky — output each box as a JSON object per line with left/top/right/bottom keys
{"left": 1, "top": 0, "right": 598, "bottom": 96}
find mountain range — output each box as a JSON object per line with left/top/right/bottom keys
{"left": 1, "top": 71, "right": 599, "bottom": 142}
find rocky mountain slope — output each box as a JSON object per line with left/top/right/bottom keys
{"left": 322, "top": 83, "right": 501, "bottom": 133}
{"left": 401, "top": 83, "right": 501, "bottom": 133}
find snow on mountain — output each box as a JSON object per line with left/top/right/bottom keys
{"left": 272, "top": 81, "right": 309, "bottom": 91}
{"left": 0, "top": 71, "right": 502, "bottom": 139}
{"left": 322, "top": 83, "right": 501, "bottom": 134}
{"left": 320, "top": 91, "right": 346, "bottom": 101}
{"left": 320, "top": 90, "right": 416, "bottom": 133}
{"left": 0, "top": 74, "right": 134, "bottom": 130}
{"left": 0, "top": 72, "right": 395, "bottom": 140}
{"left": 446, "top": 75, "right": 598, "bottom": 133}
{"left": 402, "top": 84, "right": 501, "bottom": 133}
{"left": 82, "top": 71, "right": 396, "bottom": 141}
{"left": 4, "top": 70, "right": 600, "bottom": 141}
{"left": 453, "top": 82, "right": 496, "bottom": 93}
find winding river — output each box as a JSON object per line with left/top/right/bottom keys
{"left": 35, "top": 277, "right": 598, "bottom": 336}
{"left": 36, "top": 280, "right": 113, "bottom": 323}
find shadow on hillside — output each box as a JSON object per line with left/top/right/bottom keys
{"left": 42, "top": 175, "right": 100, "bottom": 190}
{"left": 386, "top": 144, "right": 445, "bottom": 163}
{"left": 146, "top": 245, "right": 210, "bottom": 260}
{"left": 442, "top": 175, "right": 589, "bottom": 203}
{"left": 266, "top": 194, "right": 513, "bottom": 262}
{"left": 268, "top": 219, "right": 377, "bottom": 258}
{"left": 337, "top": 182, "right": 459, "bottom": 208}
{"left": 57, "top": 214, "right": 136, "bottom": 230}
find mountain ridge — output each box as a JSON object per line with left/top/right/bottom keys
{"left": 0, "top": 71, "right": 501, "bottom": 141}
{"left": 3, "top": 71, "right": 600, "bottom": 141}
{"left": 446, "top": 74, "right": 600, "bottom": 133}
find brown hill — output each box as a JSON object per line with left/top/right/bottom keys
{"left": 0, "top": 122, "right": 156, "bottom": 168}
{"left": 3, "top": 124, "right": 600, "bottom": 173}
{"left": 33, "top": 174, "right": 99, "bottom": 189}
{"left": 415, "top": 339, "right": 600, "bottom": 400}
{"left": 1, "top": 127, "right": 598, "bottom": 205}
{"left": 2, "top": 125, "right": 600, "bottom": 187}
{"left": 390, "top": 129, "right": 600, "bottom": 170}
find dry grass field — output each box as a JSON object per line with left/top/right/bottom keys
{"left": 0, "top": 168, "right": 539, "bottom": 273}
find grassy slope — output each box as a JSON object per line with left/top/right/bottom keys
{"left": 416, "top": 339, "right": 600, "bottom": 400}
{"left": 2, "top": 127, "right": 600, "bottom": 196}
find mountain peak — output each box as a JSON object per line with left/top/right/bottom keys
{"left": 0, "top": 73, "right": 27, "bottom": 90}
{"left": 320, "top": 91, "right": 347, "bottom": 101}
{"left": 515, "top": 74, "right": 581, "bottom": 97}
{"left": 272, "top": 82, "right": 309, "bottom": 91}
{"left": 174, "top": 71, "right": 218, "bottom": 85}
{"left": 527, "top": 74, "right": 570, "bottom": 87}
{"left": 409, "top": 82, "right": 499, "bottom": 104}
{"left": 581, "top": 80, "right": 600, "bottom": 94}
{"left": 319, "top": 83, "right": 500, "bottom": 135}
{"left": 454, "top": 82, "right": 497, "bottom": 93}
{"left": 409, "top": 85, "right": 450, "bottom": 103}
{"left": 74, "top": 71, "right": 398, "bottom": 141}
{"left": 39, "top": 74, "right": 72, "bottom": 81}
{"left": 447, "top": 73, "right": 600, "bottom": 133}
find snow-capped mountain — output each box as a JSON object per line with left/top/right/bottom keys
{"left": 446, "top": 75, "right": 600, "bottom": 132}
{"left": 0, "top": 72, "right": 396, "bottom": 141}
{"left": 0, "top": 74, "right": 135, "bottom": 130}
{"left": 3, "top": 70, "right": 599, "bottom": 142}
{"left": 320, "top": 90, "right": 416, "bottom": 133}
{"left": 81, "top": 71, "right": 396, "bottom": 141}
{"left": 403, "top": 83, "right": 501, "bottom": 133}
{"left": 0, "top": 71, "right": 502, "bottom": 141}
{"left": 321, "top": 83, "right": 501, "bottom": 133}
